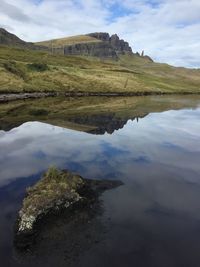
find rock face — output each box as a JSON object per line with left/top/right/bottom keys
{"left": 63, "top": 41, "right": 118, "bottom": 59}
{"left": 53, "top": 32, "right": 133, "bottom": 59}
{"left": 88, "top": 32, "right": 133, "bottom": 54}
{"left": 14, "top": 167, "right": 122, "bottom": 249}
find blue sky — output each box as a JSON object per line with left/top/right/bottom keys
{"left": 0, "top": 0, "right": 200, "bottom": 67}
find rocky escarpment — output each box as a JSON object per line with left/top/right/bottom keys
{"left": 14, "top": 167, "right": 122, "bottom": 249}
{"left": 62, "top": 41, "right": 118, "bottom": 59}
{"left": 52, "top": 32, "right": 133, "bottom": 59}
{"left": 88, "top": 32, "right": 133, "bottom": 54}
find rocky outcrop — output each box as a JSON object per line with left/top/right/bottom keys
{"left": 62, "top": 41, "right": 118, "bottom": 59}
{"left": 14, "top": 167, "right": 122, "bottom": 249}
{"left": 87, "top": 32, "right": 133, "bottom": 54}
{"left": 88, "top": 32, "right": 110, "bottom": 42}
{"left": 51, "top": 32, "right": 133, "bottom": 59}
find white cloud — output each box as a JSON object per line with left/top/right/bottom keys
{"left": 0, "top": 0, "right": 200, "bottom": 67}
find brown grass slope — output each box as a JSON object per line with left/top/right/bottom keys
{"left": 36, "top": 35, "right": 101, "bottom": 47}
{"left": 0, "top": 45, "right": 200, "bottom": 94}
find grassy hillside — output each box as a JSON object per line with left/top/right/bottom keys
{"left": 36, "top": 35, "right": 101, "bottom": 47}
{"left": 0, "top": 45, "right": 200, "bottom": 94}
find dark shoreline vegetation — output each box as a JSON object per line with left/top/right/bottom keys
{"left": 14, "top": 167, "right": 123, "bottom": 250}
{"left": 1, "top": 90, "right": 200, "bottom": 103}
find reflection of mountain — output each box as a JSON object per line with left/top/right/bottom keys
{"left": 0, "top": 114, "right": 145, "bottom": 135}
{"left": 68, "top": 114, "right": 146, "bottom": 134}
{"left": 0, "top": 95, "right": 200, "bottom": 134}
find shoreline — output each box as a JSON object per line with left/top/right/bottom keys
{"left": 0, "top": 91, "right": 200, "bottom": 103}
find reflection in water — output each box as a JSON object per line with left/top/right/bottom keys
{"left": 0, "top": 95, "right": 200, "bottom": 134}
{"left": 68, "top": 114, "right": 144, "bottom": 134}
{"left": 0, "top": 96, "right": 200, "bottom": 267}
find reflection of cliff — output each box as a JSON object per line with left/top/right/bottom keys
{"left": 0, "top": 113, "right": 146, "bottom": 134}
{"left": 68, "top": 113, "right": 147, "bottom": 135}
{"left": 1, "top": 95, "right": 199, "bottom": 134}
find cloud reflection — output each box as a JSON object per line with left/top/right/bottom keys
{"left": 0, "top": 108, "right": 200, "bottom": 188}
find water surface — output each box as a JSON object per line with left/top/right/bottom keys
{"left": 0, "top": 95, "right": 200, "bottom": 267}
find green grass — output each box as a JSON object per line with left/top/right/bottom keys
{"left": 0, "top": 45, "right": 200, "bottom": 94}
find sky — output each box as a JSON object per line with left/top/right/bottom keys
{"left": 0, "top": 0, "right": 200, "bottom": 67}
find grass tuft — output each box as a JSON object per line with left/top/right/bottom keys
{"left": 3, "top": 61, "right": 27, "bottom": 81}
{"left": 27, "top": 63, "right": 49, "bottom": 72}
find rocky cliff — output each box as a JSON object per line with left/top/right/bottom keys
{"left": 61, "top": 41, "right": 118, "bottom": 59}
{"left": 60, "top": 32, "right": 133, "bottom": 59}
{"left": 87, "top": 32, "right": 133, "bottom": 54}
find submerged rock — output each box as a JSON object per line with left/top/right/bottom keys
{"left": 14, "top": 167, "right": 122, "bottom": 249}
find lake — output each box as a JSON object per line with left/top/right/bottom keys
{"left": 0, "top": 95, "right": 200, "bottom": 267}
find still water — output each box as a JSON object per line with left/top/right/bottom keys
{"left": 0, "top": 96, "right": 200, "bottom": 267}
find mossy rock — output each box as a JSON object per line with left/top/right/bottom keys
{"left": 14, "top": 167, "right": 122, "bottom": 250}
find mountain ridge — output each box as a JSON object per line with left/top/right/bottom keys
{"left": 0, "top": 28, "right": 151, "bottom": 60}
{"left": 0, "top": 28, "right": 46, "bottom": 51}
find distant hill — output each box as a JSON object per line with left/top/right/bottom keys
{"left": 0, "top": 28, "right": 46, "bottom": 50}
{"left": 0, "top": 28, "right": 28, "bottom": 47}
